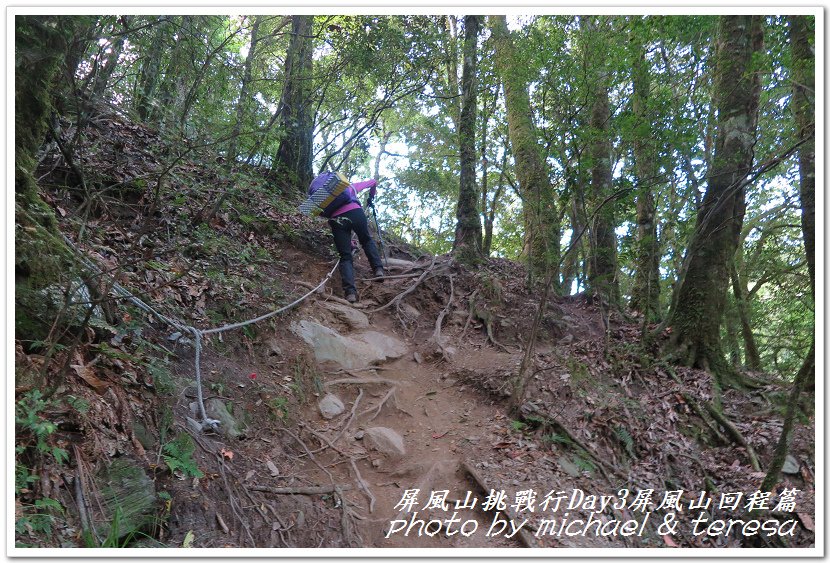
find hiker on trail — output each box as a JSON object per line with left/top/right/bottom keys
{"left": 308, "top": 172, "right": 385, "bottom": 303}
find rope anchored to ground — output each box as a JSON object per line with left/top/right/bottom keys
{"left": 61, "top": 233, "right": 339, "bottom": 432}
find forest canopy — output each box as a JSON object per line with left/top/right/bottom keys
{"left": 21, "top": 13, "right": 811, "bottom": 377}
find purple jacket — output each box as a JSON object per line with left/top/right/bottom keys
{"left": 330, "top": 179, "right": 376, "bottom": 217}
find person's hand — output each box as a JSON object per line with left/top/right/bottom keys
{"left": 367, "top": 180, "right": 378, "bottom": 205}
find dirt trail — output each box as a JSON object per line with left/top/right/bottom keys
{"left": 294, "top": 293, "right": 521, "bottom": 548}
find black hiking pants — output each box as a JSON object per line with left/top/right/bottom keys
{"left": 328, "top": 207, "right": 383, "bottom": 296}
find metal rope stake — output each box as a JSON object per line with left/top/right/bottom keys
{"left": 60, "top": 233, "right": 339, "bottom": 433}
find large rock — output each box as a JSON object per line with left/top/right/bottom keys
{"left": 352, "top": 331, "right": 408, "bottom": 360}
{"left": 291, "top": 320, "right": 407, "bottom": 369}
{"left": 320, "top": 301, "right": 370, "bottom": 330}
{"left": 364, "top": 427, "right": 406, "bottom": 457}
{"left": 93, "top": 458, "right": 157, "bottom": 542}
{"left": 318, "top": 393, "right": 345, "bottom": 419}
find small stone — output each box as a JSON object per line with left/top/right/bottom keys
{"left": 413, "top": 352, "right": 423, "bottom": 364}
{"left": 364, "top": 427, "right": 406, "bottom": 457}
{"left": 372, "top": 459, "right": 382, "bottom": 468}
{"left": 401, "top": 303, "right": 421, "bottom": 319}
{"left": 354, "top": 430, "right": 365, "bottom": 440}
{"left": 185, "top": 416, "right": 202, "bottom": 435}
{"left": 782, "top": 455, "right": 800, "bottom": 475}
{"left": 559, "top": 334, "right": 574, "bottom": 345}
{"left": 205, "top": 398, "right": 246, "bottom": 438}
{"left": 558, "top": 456, "right": 582, "bottom": 477}
{"left": 265, "top": 337, "right": 283, "bottom": 357}
{"left": 318, "top": 394, "right": 345, "bottom": 419}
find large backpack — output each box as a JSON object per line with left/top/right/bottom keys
{"left": 300, "top": 172, "right": 356, "bottom": 217}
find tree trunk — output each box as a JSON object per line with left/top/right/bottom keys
{"left": 729, "top": 259, "right": 762, "bottom": 371}
{"left": 586, "top": 57, "right": 619, "bottom": 306}
{"left": 761, "top": 342, "right": 814, "bottom": 492}
{"left": 489, "top": 15, "right": 560, "bottom": 288}
{"left": 482, "top": 153, "right": 506, "bottom": 257}
{"left": 629, "top": 40, "right": 661, "bottom": 320}
{"left": 275, "top": 15, "right": 315, "bottom": 191}
{"left": 178, "top": 17, "right": 242, "bottom": 135}
{"left": 91, "top": 16, "right": 130, "bottom": 100}
{"left": 135, "top": 17, "right": 169, "bottom": 122}
{"left": 789, "top": 16, "right": 815, "bottom": 292}
{"left": 762, "top": 16, "right": 816, "bottom": 491}
{"left": 442, "top": 15, "right": 461, "bottom": 131}
{"left": 666, "top": 15, "right": 763, "bottom": 384}
{"left": 452, "top": 15, "right": 483, "bottom": 263}
{"left": 228, "top": 16, "right": 261, "bottom": 164}
{"left": 157, "top": 16, "right": 193, "bottom": 133}
{"left": 725, "top": 297, "right": 742, "bottom": 368}
{"left": 15, "top": 16, "right": 77, "bottom": 340}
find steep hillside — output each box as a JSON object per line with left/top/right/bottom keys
{"left": 15, "top": 109, "right": 815, "bottom": 551}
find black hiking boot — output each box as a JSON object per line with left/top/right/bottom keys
{"left": 346, "top": 292, "right": 358, "bottom": 304}
{"left": 373, "top": 267, "right": 385, "bottom": 282}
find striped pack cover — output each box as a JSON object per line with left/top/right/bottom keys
{"left": 299, "top": 172, "right": 351, "bottom": 216}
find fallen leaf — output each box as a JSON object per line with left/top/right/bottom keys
{"left": 220, "top": 448, "right": 234, "bottom": 460}
{"left": 662, "top": 534, "right": 679, "bottom": 547}
{"left": 797, "top": 512, "right": 814, "bottom": 532}
{"left": 70, "top": 362, "right": 110, "bottom": 393}
{"left": 432, "top": 431, "right": 449, "bottom": 439}
{"left": 182, "top": 530, "right": 195, "bottom": 548}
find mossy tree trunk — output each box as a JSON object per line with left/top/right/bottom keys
{"left": 666, "top": 16, "right": 763, "bottom": 385}
{"left": 15, "top": 16, "right": 80, "bottom": 340}
{"left": 452, "top": 15, "right": 484, "bottom": 264}
{"left": 489, "top": 15, "right": 560, "bottom": 289}
{"left": 629, "top": 39, "right": 661, "bottom": 320}
{"left": 275, "top": 15, "right": 315, "bottom": 192}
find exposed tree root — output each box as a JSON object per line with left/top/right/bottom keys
{"left": 702, "top": 401, "right": 762, "bottom": 471}
{"left": 359, "top": 386, "right": 412, "bottom": 421}
{"left": 370, "top": 255, "right": 439, "bottom": 313}
{"left": 349, "top": 458, "right": 375, "bottom": 513}
{"left": 430, "top": 274, "right": 455, "bottom": 361}
{"left": 681, "top": 392, "right": 728, "bottom": 445}
{"left": 520, "top": 402, "right": 625, "bottom": 483}
{"left": 248, "top": 484, "right": 353, "bottom": 495}
{"left": 459, "top": 288, "right": 479, "bottom": 342}
{"left": 461, "top": 461, "right": 539, "bottom": 548}
{"left": 332, "top": 388, "right": 364, "bottom": 444}
{"left": 325, "top": 377, "right": 398, "bottom": 387}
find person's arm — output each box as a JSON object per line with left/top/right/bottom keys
{"left": 351, "top": 179, "right": 377, "bottom": 193}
